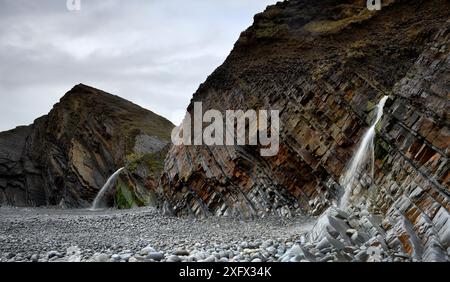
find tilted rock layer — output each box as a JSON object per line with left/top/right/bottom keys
{"left": 160, "top": 0, "right": 449, "bottom": 260}
{"left": 0, "top": 84, "right": 174, "bottom": 208}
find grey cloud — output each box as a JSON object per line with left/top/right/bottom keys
{"left": 0, "top": 0, "right": 277, "bottom": 131}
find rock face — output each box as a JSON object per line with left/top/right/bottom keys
{"left": 160, "top": 0, "right": 449, "bottom": 260}
{"left": 0, "top": 84, "right": 174, "bottom": 208}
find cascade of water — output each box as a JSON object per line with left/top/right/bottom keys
{"left": 91, "top": 167, "right": 125, "bottom": 210}
{"left": 339, "top": 96, "right": 389, "bottom": 209}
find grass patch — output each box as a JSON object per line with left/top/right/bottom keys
{"left": 304, "top": 11, "right": 372, "bottom": 34}
{"left": 115, "top": 178, "right": 148, "bottom": 209}
{"left": 125, "top": 152, "right": 164, "bottom": 174}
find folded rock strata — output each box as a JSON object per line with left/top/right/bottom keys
{"left": 0, "top": 84, "right": 174, "bottom": 208}
{"left": 160, "top": 0, "right": 450, "bottom": 261}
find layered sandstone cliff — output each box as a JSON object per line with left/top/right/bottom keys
{"left": 160, "top": 0, "right": 449, "bottom": 260}
{"left": 0, "top": 84, "right": 174, "bottom": 208}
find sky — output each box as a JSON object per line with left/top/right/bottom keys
{"left": 0, "top": 0, "right": 278, "bottom": 131}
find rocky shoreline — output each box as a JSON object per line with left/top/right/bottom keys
{"left": 0, "top": 207, "right": 313, "bottom": 262}
{"left": 3, "top": 205, "right": 444, "bottom": 262}
{"left": 0, "top": 0, "right": 448, "bottom": 263}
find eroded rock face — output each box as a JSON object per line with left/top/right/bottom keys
{"left": 369, "top": 22, "right": 450, "bottom": 262}
{"left": 160, "top": 0, "right": 449, "bottom": 260}
{"left": 0, "top": 84, "right": 174, "bottom": 208}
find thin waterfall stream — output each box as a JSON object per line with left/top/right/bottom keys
{"left": 339, "top": 95, "right": 389, "bottom": 209}
{"left": 91, "top": 167, "right": 125, "bottom": 210}
{"left": 310, "top": 96, "right": 389, "bottom": 241}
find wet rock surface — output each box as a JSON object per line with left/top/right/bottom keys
{"left": 289, "top": 205, "right": 449, "bottom": 262}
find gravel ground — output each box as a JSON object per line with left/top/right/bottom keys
{"left": 0, "top": 207, "right": 314, "bottom": 262}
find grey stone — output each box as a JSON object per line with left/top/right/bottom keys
{"left": 326, "top": 234, "right": 346, "bottom": 251}
{"left": 319, "top": 254, "right": 335, "bottom": 262}
{"left": 316, "top": 237, "right": 330, "bottom": 250}
{"left": 201, "top": 255, "right": 216, "bottom": 262}
{"left": 251, "top": 258, "right": 262, "bottom": 262}
{"left": 167, "top": 255, "right": 181, "bottom": 262}
{"left": 355, "top": 250, "right": 369, "bottom": 262}
{"left": 346, "top": 229, "right": 357, "bottom": 236}
{"left": 146, "top": 252, "right": 164, "bottom": 261}
{"left": 111, "top": 254, "right": 120, "bottom": 261}
{"left": 119, "top": 253, "right": 132, "bottom": 261}
{"left": 49, "top": 256, "right": 59, "bottom": 262}
{"left": 266, "top": 246, "right": 276, "bottom": 254}
{"left": 173, "top": 249, "right": 190, "bottom": 256}
{"left": 66, "top": 246, "right": 81, "bottom": 262}
{"left": 128, "top": 257, "right": 139, "bottom": 263}
{"left": 31, "top": 254, "right": 38, "bottom": 262}
{"left": 280, "top": 244, "right": 303, "bottom": 262}
{"left": 193, "top": 252, "right": 206, "bottom": 261}
{"left": 140, "top": 246, "right": 156, "bottom": 255}
{"left": 93, "top": 253, "right": 110, "bottom": 262}
{"left": 301, "top": 247, "right": 317, "bottom": 262}
{"left": 47, "top": 251, "right": 62, "bottom": 259}
{"left": 248, "top": 242, "right": 260, "bottom": 249}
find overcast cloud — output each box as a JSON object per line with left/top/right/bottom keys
{"left": 0, "top": 0, "right": 277, "bottom": 131}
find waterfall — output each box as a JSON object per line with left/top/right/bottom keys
{"left": 91, "top": 167, "right": 125, "bottom": 210}
{"left": 339, "top": 96, "right": 389, "bottom": 209}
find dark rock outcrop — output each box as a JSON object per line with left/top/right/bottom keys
{"left": 160, "top": 0, "right": 449, "bottom": 260}
{"left": 0, "top": 84, "right": 174, "bottom": 208}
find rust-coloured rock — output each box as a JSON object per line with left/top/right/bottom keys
{"left": 160, "top": 0, "right": 449, "bottom": 260}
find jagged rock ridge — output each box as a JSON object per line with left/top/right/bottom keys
{"left": 0, "top": 84, "right": 174, "bottom": 208}
{"left": 160, "top": 0, "right": 450, "bottom": 261}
